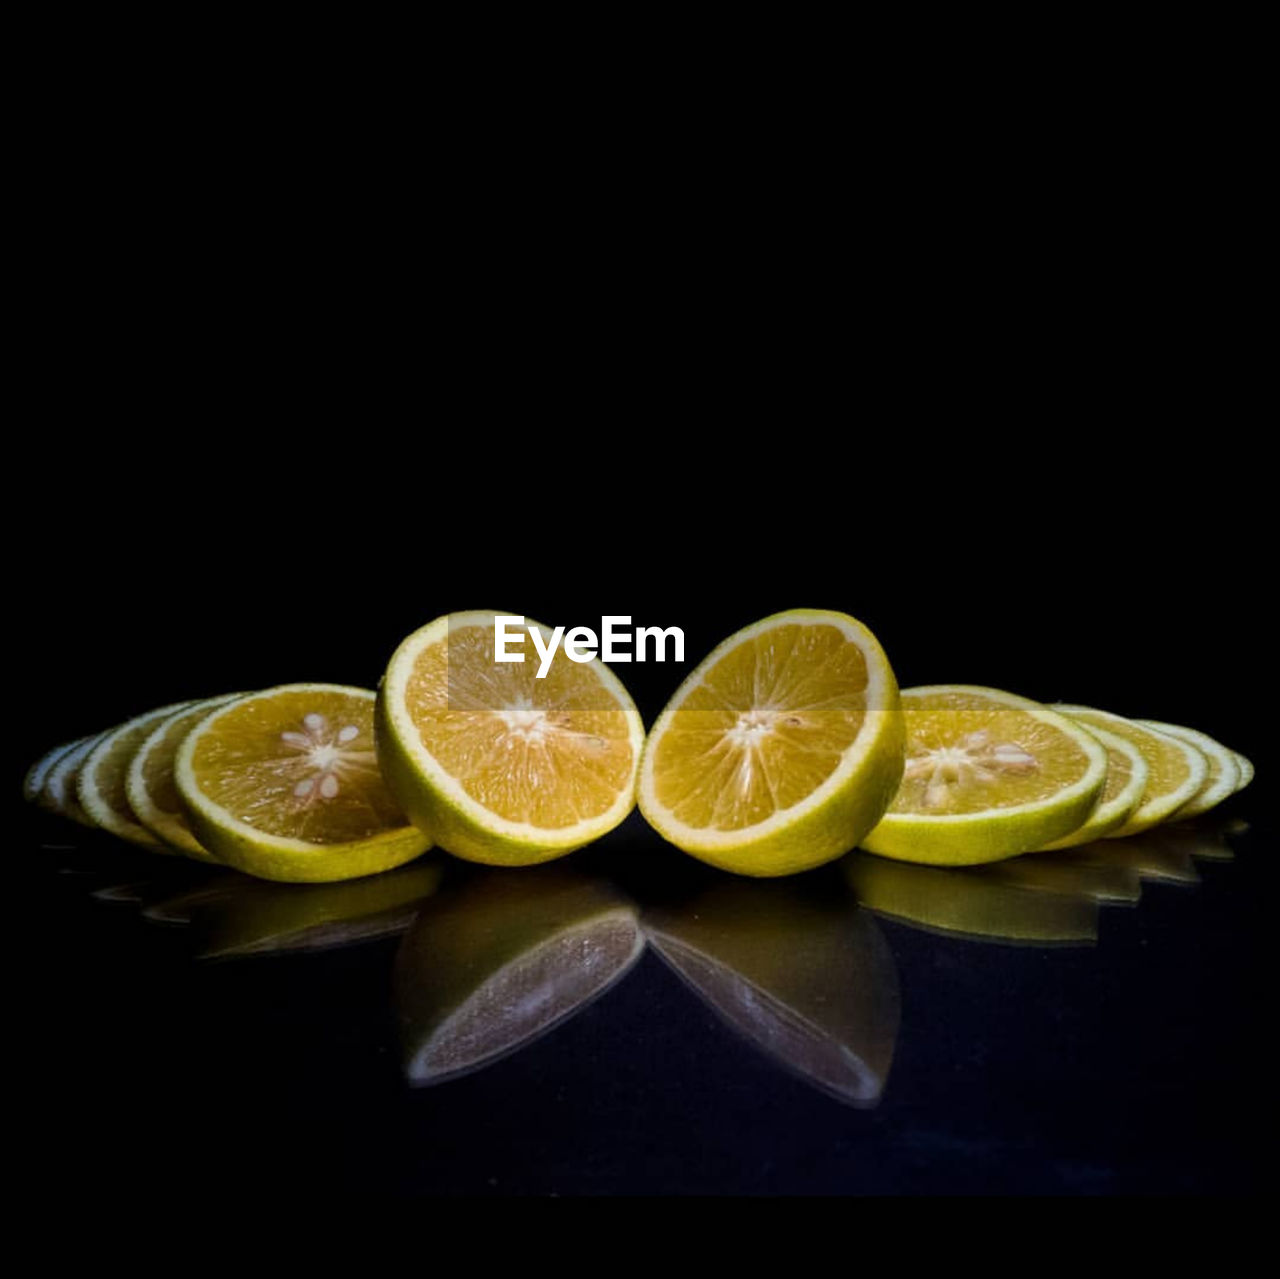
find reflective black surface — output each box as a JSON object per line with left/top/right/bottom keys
{"left": 23, "top": 804, "right": 1267, "bottom": 1196}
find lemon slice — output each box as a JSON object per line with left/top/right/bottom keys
{"left": 176, "top": 683, "right": 430, "bottom": 883}
{"left": 24, "top": 739, "right": 80, "bottom": 805}
{"left": 636, "top": 609, "right": 903, "bottom": 877}
{"left": 127, "top": 694, "right": 246, "bottom": 861}
{"left": 78, "top": 702, "right": 196, "bottom": 849}
{"left": 377, "top": 612, "right": 645, "bottom": 867}
{"left": 1138, "top": 720, "right": 1239, "bottom": 820}
{"left": 1233, "top": 751, "right": 1254, "bottom": 792}
{"left": 1053, "top": 705, "right": 1208, "bottom": 838}
{"left": 861, "top": 686, "right": 1107, "bottom": 865}
{"left": 40, "top": 734, "right": 103, "bottom": 826}
{"left": 1038, "top": 725, "right": 1149, "bottom": 850}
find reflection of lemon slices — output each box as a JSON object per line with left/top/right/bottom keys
{"left": 377, "top": 612, "right": 644, "bottom": 867}
{"left": 176, "top": 684, "right": 430, "bottom": 883}
{"left": 1039, "top": 726, "right": 1148, "bottom": 850}
{"left": 1053, "top": 705, "right": 1207, "bottom": 838}
{"left": 845, "top": 854, "right": 1098, "bottom": 945}
{"left": 638, "top": 610, "right": 904, "bottom": 877}
{"left": 127, "top": 694, "right": 245, "bottom": 861}
{"left": 861, "top": 686, "right": 1106, "bottom": 866}
{"left": 1137, "top": 720, "right": 1239, "bottom": 820}
{"left": 79, "top": 702, "right": 194, "bottom": 850}
{"left": 395, "top": 868, "right": 643, "bottom": 1085}
{"left": 644, "top": 879, "right": 899, "bottom": 1107}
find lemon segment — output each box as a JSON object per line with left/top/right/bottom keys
{"left": 176, "top": 683, "right": 430, "bottom": 883}
{"left": 79, "top": 703, "right": 196, "bottom": 849}
{"left": 1137, "top": 721, "right": 1240, "bottom": 821}
{"left": 1053, "top": 705, "right": 1208, "bottom": 838}
{"left": 1038, "top": 725, "right": 1149, "bottom": 850}
{"left": 861, "top": 686, "right": 1107, "bottom": 866}
{"left": 377, "top": 612, "right": 645, "bottom": 867}
{"left": 127, "top": 694, "right": 246, "bottom": 860}
{"left": 637, "top": 609, "right": 904, "bottom": 877}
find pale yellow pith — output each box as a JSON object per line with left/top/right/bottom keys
{"left": 189, "top": 689, "right": 406, "bottom": 844}
{"left": 890, "top": 692, "right": 1093, "bottom": 817}
{"left": 650, "top": 623, "right": 869, "bottom": 831}
{"left": 405, "top": 624, "right": 635, "bottom": 830}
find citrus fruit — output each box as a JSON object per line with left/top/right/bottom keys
{"left": 395, "top": 867, "right": 643, "bottom": 1085}
{"left": 42, "top": 734, "right": 106, "bottom": 827}
{"left": 127, "top": 694, "right": 245, "bottom": 861}
{"left": 1052, "top": 705, "right": 1208, "bottom": 838}
{"left": 1233, "top": 751, "right": 1254, "bottom": 792}
{"left": 377, "top": 611, "right": 645, "bottom": 868}
{"left": 637, "top": 609, "right": 904, "bottom": 877}
{"left": 644, "top": 878, "right": 899, "bottom": 1106}
{"left": 24, "top": 739, "right": 81, "bottom": 806}
{"left": 845, "top": 853, "right": 1099, "bottom": 945}
{"left": 1137, "top": 720, "right": 1239, "bottom": 820}
{"left": 1038, "top": 725, "right": 1149, "bottom": 850}
{"left": 175, "top": 683, "right": 431, "bottom": 883}
{"left": 861, "top": 686, "right": 1107, "bottom": 865}
{"left": 78, "top": 702, "right": 194, "bottom": 850}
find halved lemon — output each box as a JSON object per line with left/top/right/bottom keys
{"left": 1053, "top": 705, "right": 1207, "bottom": 838}
{"left": 1038, "top": 725, "right": 1149, "bottom": 850}
{"left": 861, "top": 686, "right": 1107, "bottom": 865}
{"left": 127, "top": 694, "right": 245, "bottom": 861}
{"left": 1138, "top": 720, "right": 1239, "bottom": 820}
{"left": 78, "top": 702, "right": 194, "bottom": 850}
{"left": 175, "top": 684, "right": 430, "bottom": 883}
{"left": 42, "top": 734, "right": 107, "bottom": 827}
{"left": 376, "top": 612, "right": 645, "bottom": 867}
{"left": 637, "top": 609, "right": 904, "bottom": 877}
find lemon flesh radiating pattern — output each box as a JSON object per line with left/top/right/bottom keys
{"left": 189, "top": 689, "right": 407, "bottom": 843}
{"left": 889, "top": 692, "right": 1096, "bottom": 817}
{"left": 403, "top": 621, "right": 637, "bottom": 831}
{"left": 649, "top": 622, "right": 870, "bottom": 831}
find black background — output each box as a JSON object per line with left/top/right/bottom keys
{"left": 13, "top": 213, "right": 1272, "bottom": 1199}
